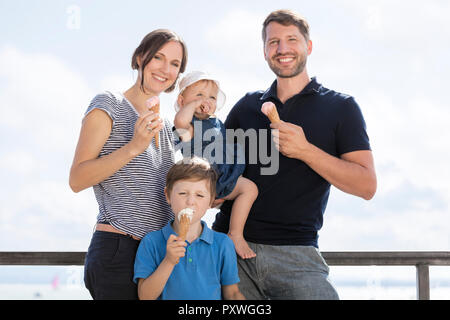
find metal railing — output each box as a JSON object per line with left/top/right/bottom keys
{"left": 1, "top": 251, "right": 449, "bottom": 300}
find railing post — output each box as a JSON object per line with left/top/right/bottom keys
{"left": 416, "top": 264, "right": 430, "bottom": 300}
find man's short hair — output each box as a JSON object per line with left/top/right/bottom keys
{"left": 166, "top": 157, "right": 218, "bottom": 200}
{"left": 262, "top": 9, "right": 310, "bottom": 43}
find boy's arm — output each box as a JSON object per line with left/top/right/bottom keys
{"left": 137, "top": 234, "right": 186, "bottom": 300}
{"left": 222, "top": 284, "right": 246, "bottom": 300}
{"left": 137, "top": 258, "right": 176, "bottom": 300}
{"left": 138, "top": 259, "right": 174, "bottom": 300}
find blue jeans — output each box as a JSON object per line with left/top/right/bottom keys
{"left": 237, "top": 242, "right": 339, "bottom": 300}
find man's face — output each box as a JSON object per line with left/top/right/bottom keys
{"left": 263, "top": 22, "right": 312, "bottom": 78}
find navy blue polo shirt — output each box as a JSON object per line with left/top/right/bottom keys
{"left": 212, "top": 77, "right": 371, "bottom": 247}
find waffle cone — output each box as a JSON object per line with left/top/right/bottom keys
{"left": 153, "top": 103, "right": 160, "bottom": 148}
{"left": 178, "top": 214, "right": 190, "bottom": 241}
{"left": 267, "top": 107, "right": 280, "bottom": 124}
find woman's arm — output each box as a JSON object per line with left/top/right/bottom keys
{"left": 69, "top": 108, "right": 162, "bottom": 192}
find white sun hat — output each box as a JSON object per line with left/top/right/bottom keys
{"left": 174, "top": 70, "right": 226, "bottom": 112}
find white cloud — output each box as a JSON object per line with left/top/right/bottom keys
{"left": 0, "top": 150, "right": 37, "bottom": 176}
{"left": 99, "top": 73, "right": 135, "bottom": 93}
{"left": 0, "top": 45, "right": 93, "bottom": 154}
{"left": 321, "top": 187, "right": 449, "bottom": 251}
{"left": 361, "top": 89, "right": 450, "bottom": 197}
{"left": 204, "top": 9, "right": 266, "bottom": 68}
{"left": 0, "top": 46, "right": 98, "bottom": 250}
{"left": 352, "top": 0, "right": 450, "bottom": 44}
{"left": 319, "top": 87, "right": 450, "bottom": 251}
{"left": 0, "top": 179, "right": 98, "bottom": 251}
{"left": 323, "top": 207, "right": 450, "bottom": 251}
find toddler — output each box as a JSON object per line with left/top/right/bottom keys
{"left": 173, "top": 71, "right": 258, "bottom": 259}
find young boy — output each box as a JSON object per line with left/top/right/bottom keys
{"left": 133, "top": 157, "right": 245, "bottom": 300}
{"left": 174, "top": 71, "right": 258, "bottom": 259}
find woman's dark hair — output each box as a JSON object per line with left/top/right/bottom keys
{"left": 131, "top": 29, "right": 188, "bottom": 93}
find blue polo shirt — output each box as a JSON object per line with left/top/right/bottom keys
{"left": 133, "top": 220, "right": 239, "bottom": 300}
{"left": 213, "top": 77, "right": 371, "bottom": 247}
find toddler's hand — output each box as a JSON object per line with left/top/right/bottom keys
{"left": 183, "top": 98, "right": 204, "bottom": 112}
{"left": 200, "top": 103, "right": 211, "bottom": 114}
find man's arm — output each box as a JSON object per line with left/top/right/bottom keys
{"left": 271, "top": 121, "right": 377, "bottom": 200}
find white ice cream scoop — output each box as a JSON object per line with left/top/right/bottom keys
{"left": 178, "top": 208, "right": 194, "bottom": 222}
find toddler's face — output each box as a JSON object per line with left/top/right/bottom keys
{"left": 165, "top": 178, "right": 213, "bottom": 224}
{"left": 181, "top": 80, "right": 218, "bottom": 119}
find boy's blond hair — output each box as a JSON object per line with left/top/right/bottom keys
{"left": 166, "top": 157, "right": 218, "bottom": 202}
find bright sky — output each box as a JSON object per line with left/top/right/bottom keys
{"left": 1, "top": 0, "right": 449, "bottom": 254}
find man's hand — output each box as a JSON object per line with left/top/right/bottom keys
{"left": 270, "top": 120, "right": 376, "bottom": 200}
{"left": 270, "top": 120, "right": 311, "bottom": 160}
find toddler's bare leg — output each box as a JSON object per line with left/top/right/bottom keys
{"left": 223, "top": 176, "right": 258, "bottom": 259}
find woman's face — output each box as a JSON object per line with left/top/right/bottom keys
{"left": 139, "top": 41, "right": 183, "bottom": 95}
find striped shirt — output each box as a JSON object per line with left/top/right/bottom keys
{"left": 84, "top": 91, "right": 175, "bottom": 239}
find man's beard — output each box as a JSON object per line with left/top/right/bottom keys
{"left": 268, "top": 53, "right": 307, "bottom": 78}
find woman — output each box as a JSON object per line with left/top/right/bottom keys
{"left": 69, "top": 29, "right": 187, "bottom": 300}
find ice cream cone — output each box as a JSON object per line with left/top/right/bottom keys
{"left": 178, "top": 214, "right": 190, "bottom": 241}
{"left": 146, "top": 96, "right": 160, "bottom": 148}
{"left": 153, "top": 103, "right": 160, "bottom": 148}
{"left": 177, "top": 208, "right": 194, "bottom": 241}
{"left": 261, "top": 101, "right": 280, "bottom": 124}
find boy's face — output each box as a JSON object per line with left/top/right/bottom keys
{"left": 165, "top": 178, "right": 213, "bottom": 224}
{"left": 180, "top": 80, "right": 218, "bottom": 119}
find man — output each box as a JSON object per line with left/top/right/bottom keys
{"left": 213, "top": 9, "right": 376, "bottom": 299}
